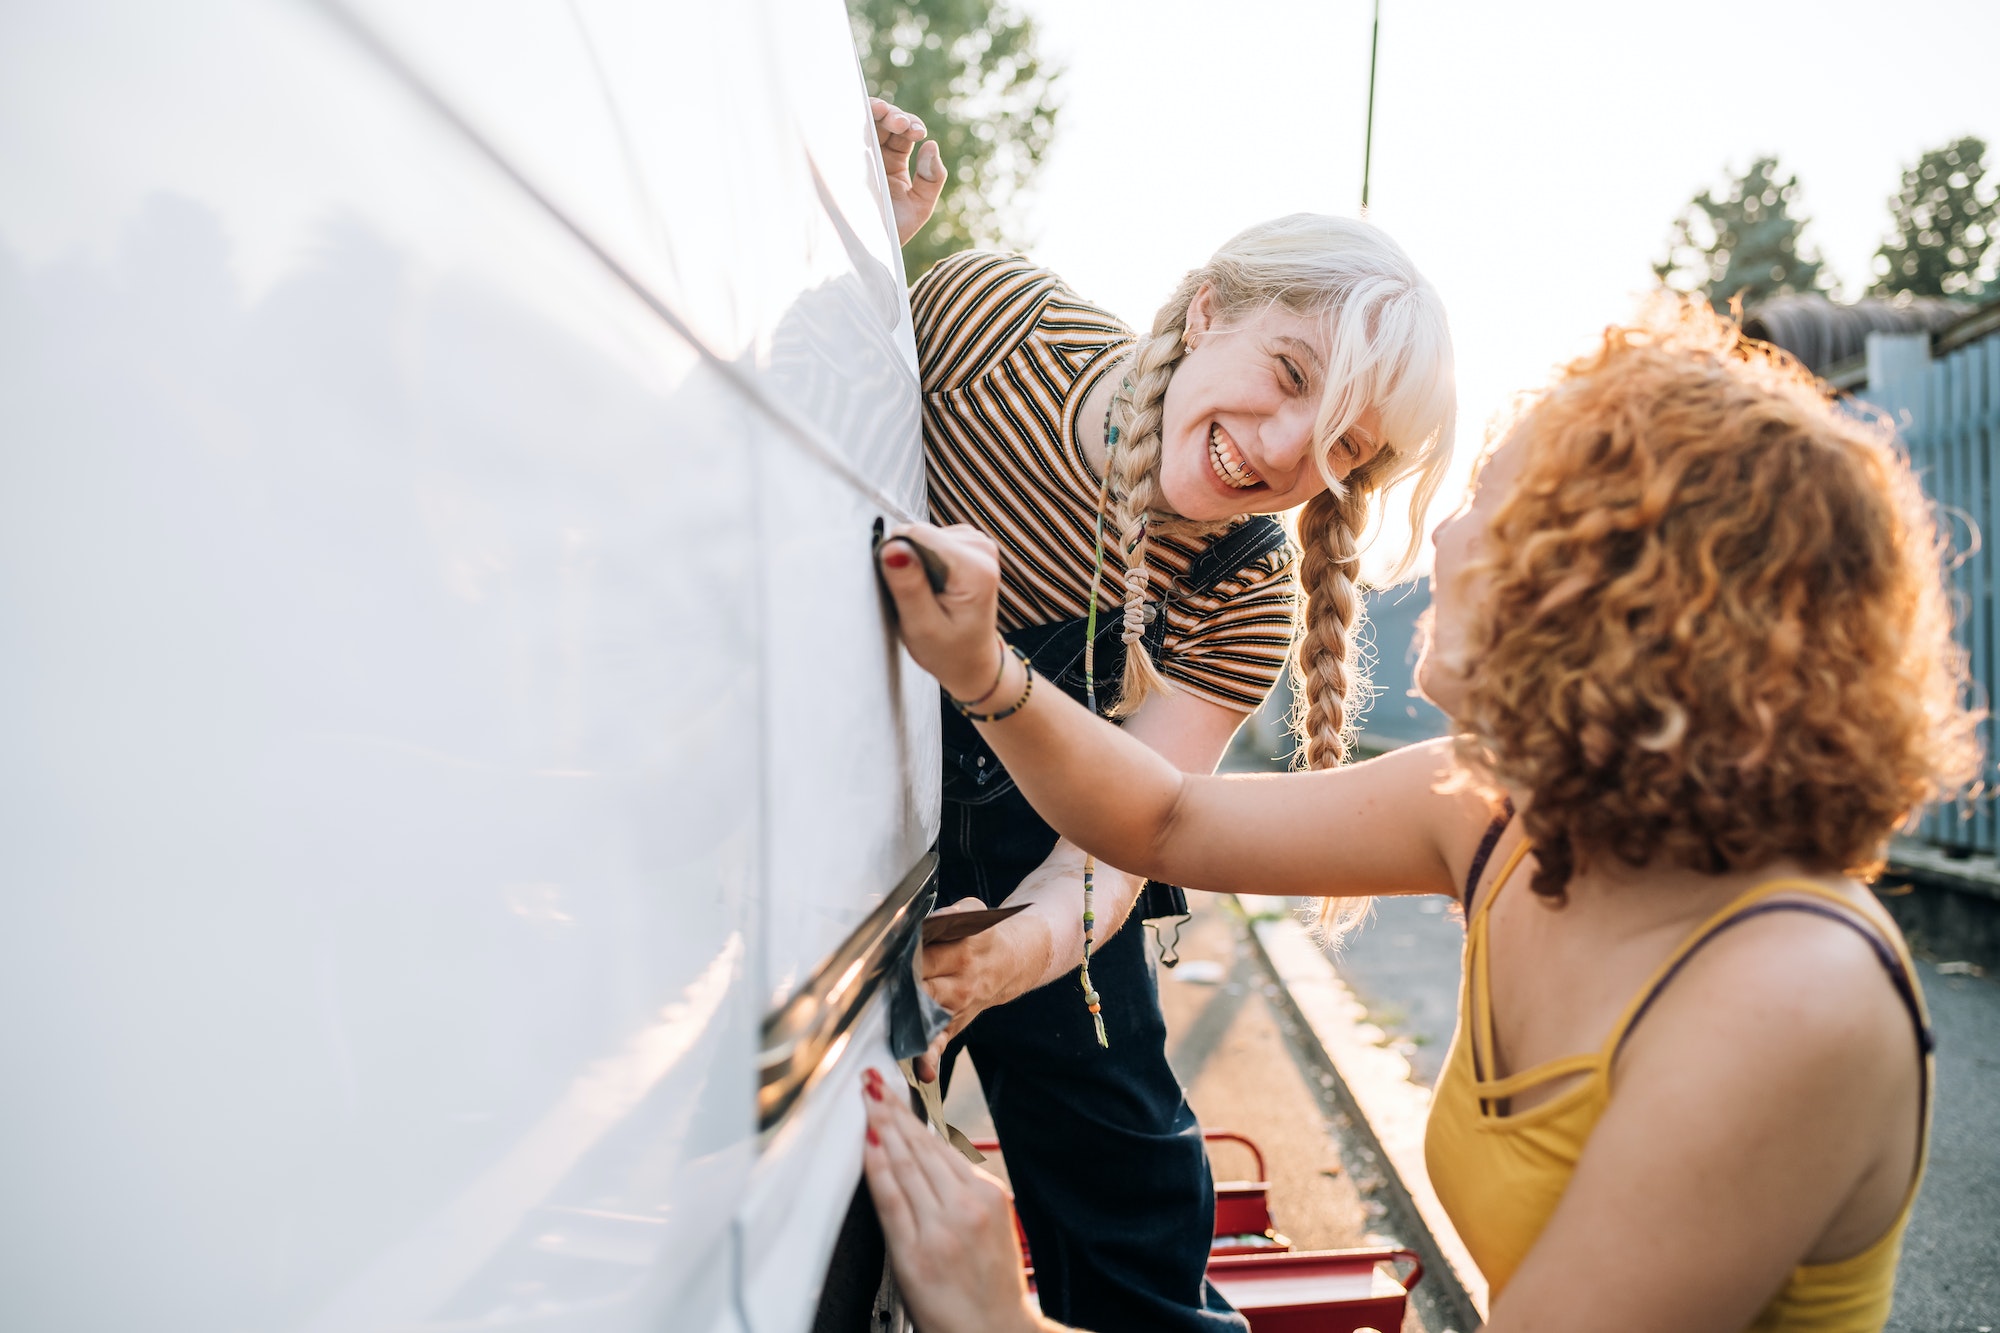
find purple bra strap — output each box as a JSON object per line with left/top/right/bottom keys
{"left": 1463, "top": 797, "right": 1516, "bottom": 909}
{"left": 1616, "top": 901, "right": 1934, "bottom": 1122}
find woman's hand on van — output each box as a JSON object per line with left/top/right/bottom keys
{"left": 871, "top": 97, "right": 946, "bottom": 246}
{"left": 878, "top": 522, "right": 1004, "bottom": 702}
{"left": 861, "top": 1069, "right": 1055, "bottom": 1333}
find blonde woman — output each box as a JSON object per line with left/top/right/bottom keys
{"left": 873, "top": 98, "right": 1454, "bottom": 1331}
{"left": 871, "top": 301, "right": 1972, "bottom": 1333}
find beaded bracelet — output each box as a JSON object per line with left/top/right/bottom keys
{"left": 947, "top": 644, "right": 1034, "bottom": 722}
{"left": 957, "top": 634, "right": 1013, "bottom": 711}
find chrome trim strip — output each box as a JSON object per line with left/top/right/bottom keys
{"left": 758, "top": 851, "right": 938, "bottom": 1130}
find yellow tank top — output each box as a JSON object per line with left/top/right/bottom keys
{"left": 1423, "top": 840, "right": 1932, "bottom": 1329}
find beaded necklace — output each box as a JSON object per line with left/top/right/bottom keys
{"left": 1075, "top": 387, "right": 1128, "bottom": 1050}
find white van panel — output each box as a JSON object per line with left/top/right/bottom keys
{"left": 325, "top": 0, "right": 936, "bottom": 1010}
{"left": 0, "top": 1, "right": 930, "bottom": 1328}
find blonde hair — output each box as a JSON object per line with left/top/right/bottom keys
{"left": 1106, "top": 214, "right": 1456, "bottom": 778}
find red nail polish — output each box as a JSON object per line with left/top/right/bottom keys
{"left": 866, "top": 1080, "right": 884, "bottom": 1102}
{"left": 882, "top": 548, "right": 913, "bottom": 570}
{"left": 867, "top": 1127, "right": 880, "bottom": 1146}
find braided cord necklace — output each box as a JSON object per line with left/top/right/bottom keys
{"left": 1075, "top": 387, "right": 1128, "bottom": 1050}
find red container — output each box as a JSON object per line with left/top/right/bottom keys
{"left": 1213, "top": 1182, "right": 1293, "bottom": 1255}
{"left": 1204, "top": 1131, "right": 1292, "bottom": 1255}
{"left": 1207, "top": 1248, "right": 1423, "bottom": 1333}
{"left": 970, "top": 1130, "right": 1422, "bottom": 1332}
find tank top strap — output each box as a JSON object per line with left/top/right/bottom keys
{"left": 1467, "top": 838, "right": 1536, "bottom": 1086}
{"left": 1470, "top": 836, "right": 1533, "bottom": 925}
{"left": 1461, "top": 798, "right": 1516, "bottom": 910}
{"left": 1605, "top": 880, "right": 1934, "bottom": 1070}
{"left": 1476, "top": 1053, "right": 1600, "bottom": 1102}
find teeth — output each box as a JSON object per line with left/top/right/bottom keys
{"left": 1209, "top": 425, "right": 1261, "bottom": 489}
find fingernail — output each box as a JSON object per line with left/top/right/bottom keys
{"left": 866, "top": 1080, "right": 884, "bottom": 1102}
{"left": 916, "top": 155, "right": 939, "bottom": 182}
{"left": 867, "top": 1127, "right": 880, "bottom": 1146}
{"left": 882, "top": 548, "right": 913, "bottom": 569}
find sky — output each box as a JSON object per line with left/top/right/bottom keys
{"left": 1007, "top": 0, "right": 2000, "bottom": 579}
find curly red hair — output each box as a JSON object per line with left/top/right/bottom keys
{"left": 1457, "top": 300, "right": 1981, "bottom": 900}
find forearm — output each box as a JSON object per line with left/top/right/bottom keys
{"left": 883, "top": 525, "right": 1465, "bottom": 900}
{"left": 999, "top": 840, "right": 1146, "bottom": 991}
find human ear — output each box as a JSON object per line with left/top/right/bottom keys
{"left": 1184, "top": 284, "right": 1217, "bottom": 340}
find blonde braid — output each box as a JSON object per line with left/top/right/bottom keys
{"left": 1291, "top": 484, "right": 1372, "bottom": 770}
{"left": 1293, "top": 481, "right": 1379, "bottom": 936}
{"left": 1104, "top": 281, "right": 1200, "bottom": 716}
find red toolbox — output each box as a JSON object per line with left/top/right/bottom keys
{"left": 971, "top": 1130, "right": 1292, "bottom": 1258}
{"left": 968, "top": 1130, "right": 1422, "bottom": 1331}
{"left": 1208, "top": 1247, "right": 1422, "bottom": 1333}
{"left": 1203, "top": 1130, "right": 1293, "bottom": 1255}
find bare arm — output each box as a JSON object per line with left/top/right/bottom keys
{"left": 879, "top": 524, "right": 1477, "bottom": 901}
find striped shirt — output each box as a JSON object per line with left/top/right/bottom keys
{"left": 912, "top": 250, "right": 1297, "bottom": 712}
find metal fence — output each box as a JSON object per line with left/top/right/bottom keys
{"left": 1864, "top": 316, "right": 2000, "bottom": 854}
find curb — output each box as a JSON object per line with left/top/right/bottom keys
{"left": 1882, "top": 842, "right": 2000, "bottom": 974}
{"left": 1235, "top": 897, "right": 1487, "bottom": 1333}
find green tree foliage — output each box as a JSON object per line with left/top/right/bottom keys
{"left": 1654, "top": 157, "right": 1833, "bottom": 309}
{"left": 848, "top": 0, "right": 1060, "bottom": 278}
{"left": 1870, "top": 136, "right": 1996, "bottom": 300}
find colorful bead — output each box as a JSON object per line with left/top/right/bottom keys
{"left": 1079, "top": 852, "right": 1109, "bottom": 1048}
{"left": 1073, "top": 389, "right": 1130, "bottom": 1053}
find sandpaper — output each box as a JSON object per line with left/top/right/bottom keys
{"left": 921, "top": 903, "right": 1029, "bottom": 945}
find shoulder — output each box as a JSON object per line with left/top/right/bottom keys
{"left": 910, "top": 251, "right": 1058, "bottom": 385}
{"left": 912, "top": 251, "right": 1130, "bottom": 393}
{"left": 910, "top": 249, "right": 1050, "bottom": 316}
{"left": 1617, "top": 890, "right": 1921, "bottom": 1102}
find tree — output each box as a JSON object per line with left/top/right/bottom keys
{"left": 848, "top": 0, "right": 1060, "bottom": 278}
{"left": 1654, "top": 157, "right": 1833, "bottom": 310}
{"left": 1870, "top": 136, "right": 1996, "bottom": 301}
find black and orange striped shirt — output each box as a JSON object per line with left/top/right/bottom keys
{"left": 913, "top": 250, "right": 1297, "bottom": 713}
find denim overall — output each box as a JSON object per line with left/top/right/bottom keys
{"left": 935, "top": 516, "right": 1287, "bottom": 1333}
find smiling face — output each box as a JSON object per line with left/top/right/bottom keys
{"left": 1155, "top": 286, "right": 1383, "bottom": 521}
{"left": 1417, "top": 433, "right": 1526, "bottom": 719}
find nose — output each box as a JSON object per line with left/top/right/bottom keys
{"left": 1260, "top": 401, "right": 1318, "bottom": 473}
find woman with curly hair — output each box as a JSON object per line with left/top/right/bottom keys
{"left": 870, "top": 98, "right": 1454, "bottom": 1332}
{"left": 869, "top": 298, "right": 1977, "bottom": 1333}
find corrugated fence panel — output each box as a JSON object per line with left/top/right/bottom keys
{"left": 1982, "top": 337, "right": 2000, "bottom": 849}
{"left": 1889, "top": 327, "right": 2000, "bottom": 855}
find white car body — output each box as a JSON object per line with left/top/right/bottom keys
{"left": 0, "top": 3, "right": 937, "bottom": 1329}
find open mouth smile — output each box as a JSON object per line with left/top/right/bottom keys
{"left": 1209, "top": 424, "right": 1263, "bottom": 490}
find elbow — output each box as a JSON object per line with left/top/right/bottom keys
{"left": 1135, "top": 772, "right": 1195, "bottom": 884}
